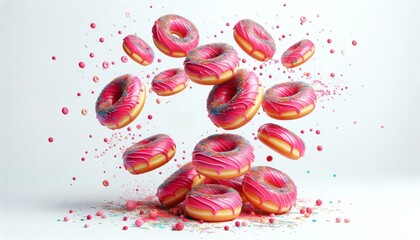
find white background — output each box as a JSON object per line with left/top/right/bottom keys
{"left": 0, "top": 0, "right": 419, "bottom": 239}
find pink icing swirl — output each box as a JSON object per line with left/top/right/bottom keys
{"left": 205, "top": 175, "right": 244, "bottom": 198}
{"left": 184, "top": 43, "right": 239, "bottom": 81}
{"left": 192, "top": 133, "right": 254, "bottom": 176}
{"left": 258, "top": 123, "right": 305, "bottom": 157}
{"left": 281, "top": 39, "right": 315, "bottom": 68}
{"left": 242, "top": 166, "right": 297, "bottom": 212}
{"left": 152, "top": 14, "right": 199, "bottom": 56}
{"left": 151, "top": 68, "right": 189, "bottom": 95}
{"left": 157, "top": 162, "right": 204, "bottom": 206}
{"left": 207, "top": 69, "right": 262, "bottom": 128}
{"left": 185, "top": 184, "right": 242, "bottom": 215}
{"left": 123, "top": 34, "right": 154, "bottom": 64}
{"left": 123, "top": 134, "right": 176, "bottom": 174}
{"left": 95, "top": 74, "right": 145, "bottom": 129}
{"left": 234, "top": 19, "right": 276, "bottom": 61}
{"left": 262, "top": 81, "right": 317, "bottom": 119}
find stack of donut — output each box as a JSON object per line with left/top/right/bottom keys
{"left": 94, "top": 13, "right": 319, "bottom": 222}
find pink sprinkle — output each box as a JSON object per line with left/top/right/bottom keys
{"left": 90, "top": 23, "right": 96, "bottom": 29}
{"left": 224, "top": 226, "right": 229, "bottom": 231}
{"left": 146, "top": 74, "right": 151, "bottom": 78}
{"left": 235, "top": 221, "right": 240, "bottom": 227}
{"left": 300, "top": 16, "right": 307, "bottom": 23}
{"left": 149, "top": 210, "right": 158, "bottom": 218}
{"left": 81, "top": 108, "right": 88, "bottom": 115}
{"left": 86, "top": 215, "right": 92, "bottom": 220}
{"left": 226, "top": 22, "right": 230, "bottom": 26}
{"left": 304, "top": 213, "right": 311, "bottom": 218}
{"left": 62, "top": 107, "right": 69, "bottom": 115}
{"left": 317, "top": 145, "right": 323, "bottom": 151}
{"left": 352, "top": 40, "right": 357, "bottom": 46}
{"left": 103, "top": 138, "right": 108, "bottom": 143}
{"left": 72, "top": 177, "right": 76, "bottom": 181}
{"left": 330, "top": 49, "right": 335, "bottom": 54}
{"left": 175, "top": 222, "right": 184, "bottom": 231}
{"left": 266, "top": 155, "right": 273, "bottom": 162}
{"left": 121, "top": 56, "right": 128, "bottom": 63}
{"left": 123, "top": 216, "right": 128, "bottom": 221}
{"left": 327, "top": 39, "right": 332, "bottom": 44}
{"left": 48, "top": 137, "right": 54, "bottom": 143}
{"left": 136, "top": 124, "right": 141, "bottom": 129}
{"left": 330, "top": 73, "right": 335, "bottom": 78}
{"left": 139, "top": 210, "right": 145, "bottom": 215}
{"left": 101, "top": 214, "right": 107, "bottom": 219}
{"left": 52, "top": 56, "right": 56, "bottom": 60}
{"left": 315, "top": 130, "right": 321, "bottom": 135}
{"left": 77, "top": 92, "right": 81, "bottom": 97}
{"left": 93, "top": 76, "right": 99, "bottom": 83}
{"left": 135, "top": 218, "right": 144, "bottom": 227}
{"left": 84, "top": 224, "right": 89, "bottom": 228}
{"left": 269, "top": 218, "right": 275, "bottom": 224}
{"left": 69, "top": 210, "right": 74, "bottom": 213}
{"left": 136, "top": 201, "right": 142, "bottom": 206}
{"left": 242, "top": 58, "right": 247, "bottom": 63}
{"left": 157, "top": 58, "right": 162, "bottom": 63}
{"left": 156, "top": 98, "right": 161, "bottom": 104}
{"left": 78, "top": 62, "right": 85, "bottom": 68}
{"left": 89, "top": 53, "right": 95, "bottom": 58}
{"left": 300, "top": 130, "right": 305, "bottom": 134}
{"left": 306, "top": 207, "right": 313, "bottom": 214}
{"left": 344, "top": 218, "right": 351, "bottom": 223}
{"left": 102, "top": 180, "right": 109, "bottom": 187}
{"left": 122, "top": 226, "right": 128, "bottom": 230}
{"left": 335, "top": 217, "right": 341, "bottom": 223}
{"left": 102, "top": 61, "right": 109, "bottom": 69}
{"left": 63, "top": 216, "right": 69, "bottom": 222}
{"left": 96, "top": 210, "right": 103, "bottom": 216}
{"left": 300, "top": 208, "right": 305, "bottom": 214}
{"left": 316, "top": 199, "right": 323, "bottom": 206}
{"left": 148, "top": 115, "right": 153, "bottom": 120}
{"left": 99, "top": 37, "right": 104, "bottom": 43}
{"left": 126, "top": 200, "right": 137, "bottom": 211}
{"left": 242, "top": 221, "right": 248, "bottom": 226}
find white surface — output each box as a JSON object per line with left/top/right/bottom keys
{"left": 1, "top": 0, "right": 419, "bottom": 239}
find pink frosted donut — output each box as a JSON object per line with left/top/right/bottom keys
{"left": 242, "top": 166, "right": 297, "bottom": 214}
{"left": 122, "top": 34, "right": 154, "bottom": 66}
{"left": 184, "top": 43, "right": 239, "bottom": 85}
{"left": 157, "top": 162, "right": 205, "bottom": 207}
{"left": 152, "top": 14, "right": 199, "bottom": 57}
{"left": 123, "top": 134, "right": 176, "bottom": 174}
{"left": 151, "top": 68, "right": 189, "bottom": 96}
{"left": 207, "top": 69, "right": 263, "bottom": 130}
{"left": 204, "top": 175, "right": 247, "bottom": 202}
{"left": 95, "top": 74, "right": 146, "bottom": 129}
{"left": 262, "top": 81, "right": 317, "bottom": 120}
{"left": 192, "top": 133, "right": 254, "bottom": 180}
{"left": 185, "top": 184, "right": 242, "bottom": 222}
{"left": 233, "top": 19, "right": 276, "bottom": 61}
{"left": 258, "top": 123, "right": 305, "bottom": 160}
{"left": 281, "top": 39, "right": 315, "bottom": 68}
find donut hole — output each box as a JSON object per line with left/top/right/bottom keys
{"left": 278, "top": 85, "right": 300, "bottom": 98}
{"left": 169, "top": 22, "right": 188, "bottom": 39}
{"left": 264, "top": 171, "right": 286, "bottom": 189}
{"left": 210, "top": 139, "right": 237, "bottom": 153}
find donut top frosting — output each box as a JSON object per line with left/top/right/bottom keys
{"left": 157, "top": 162, "right": 204, "bottom": 204}
{"left": 123, "top": 34, "right": 154, "bottom": 64}
{"left": 207, "top": 69, "right": 262, "bottom": 127}
{"left": 281, "top": 39, "right": 315, "bottom": 67}
{"left": 152, "top": 14, "right": 199, "bottom": 54}
{"left": 185, "top": 184, "right": 242, "bottom": 214}
{"left": 95, "top": 74, "right": 144, "bottom": 128}
{"left": 192, "top": 133, "right": 254, "bottom": 174}
{"left": 184, "top": 43, "right": 239, "bottom": 79}
{"left": 123, "top": 134, "right": 176, "bottom": 173}
{"left": 234, "top": 19, "right": 276, "bottom": 60}
{"left": 258, "top": 123, "right": 305, "bottom": 156}
{"left": 205, "top": 175, "right": 244, "bottom": 194}
{"left": 243, "top": 166, "right": 297, "bottom": 208}
{"left": 152, "top": 68, "right": 189, "bottom": 92}
{"left": 262, "top": 81, "right": 317, "bottom": 115}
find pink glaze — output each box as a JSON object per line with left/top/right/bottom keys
{"left": 205, "top": 175, "right": 244, "bottom": 198}
{"left": 123, "top": 35, "right": 154, "bottom": 65}
{"left": 157, "top": 162, "right": 204, "bottom": 206}
{"left": 151, "top": 68, "right": 189, "bottom": 95}
{"left": 123, "top": 134, "right": 176, "bottom": 174}
{"left": 207, "top": 69, "right": 262, "bottom": 128}
{"left": 192, "top": 134, "right": 254, "bottom": 176}
{"left": 262, "top": 81, "right": 317, "bottom": 119}
{"left": 258, "top": 123, "right": 305, "bottom": 158}
{"left": 281, "top": 39, "right": 315, "bottom": 68}
{"left": 152, "top": 14, "right": 199, "bottom": 56}
{"left": 234, "top": 19, "right": 276, "bottom": 61}
{"left": 95, "top": 74, "right": 145, "bottom": 129}
{"left": 185, "top": 184, "right": 242, "bottom": 215}
{"left": 184, "top": 43, "right": 239, "bottom": 81}
{"left": 242, "top": 166, "right": 297, "bottom": 212}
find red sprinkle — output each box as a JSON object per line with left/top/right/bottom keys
{"left": 300, "top": 208, "right": 305, "bottom": 214}
{"left": 335, "top": 217, "right": 342, "bottom": 223}
{"left": 306, "top": 207, "right": 313, "bottom": 214}
{"left": 78, "top": 62, "right": 85, "bottom": 69}
{"left": 175, "top": 222, "right": 184, "bottom": 231}
{"left": 99, "top": 37, "right": 104, "bottom": 43}
{"left": 224, "top": 226, "right": 229, "bottom": 231}
{"left": 352, "top": 40, "right": 357, "bottom": 46}
{"left": 86, "top": 215, "right": 92, "bottom": 220}
{"left": 266, "top": 155, "right": 273, "bottom": 162}
{"left": 344, "top": 218, "right": 351, "bottom": 223}
{"left": 126, "top": 200, "right": 137, "bottom": 211}
{"left": 235, "top": 221, "right": 240, "bottom": 227}
{"left": 316, "top": 199, "right": 323, "bottom": 206}
{"left": 269, "top": 218, "right": 275, "bottom": 224}
{"left": 90, "top": 23, "right": 96, "bottom": 29}
{"left": 317, "top": 145, "right": 323, "bottom": 151}
{"left": 122, "top": 226, "right": 128, "bottom": 230}
{"left": 123, "top": 216, "right": 128, "bottom": 221}
{"left": 48, "top": 137, "right": 54, "bottom": 143}
{"left": 148, "top": 115, "right": 153, "bottom": 120}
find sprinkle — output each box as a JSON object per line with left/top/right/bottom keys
{"left": 48, "top": 137, "right": 54, "bottom": 143}
{"left": 316, "top": 199, "right": 323, "bottom": 206}
{"left": 306, "top": 207, "right": 313, "bottom": 214}
{"left": 300, "top": 208, "right": 305, "bottom": 214}
{"left": 269, "top": 218, "right": 275, "bottom": 223}
{"left": 175, "top": 222, "right": 184, "bottom": 231}
{"left": 63, "top": 216, "right": 69, "bottom": 222}
{"left": 122, "top": 226, "right": 128, "bottom": 230}
{"left": 335, "top": 217, "right": 341, "bottom": 223}
{"left": 344, "top": 218, "right": 351, "bottom": 223}
{"left": 235, "top": 221, "right": 240, "bottom": 227}
{"left": 96, "top": 211, "right": 103, "bottom": 216}
{"left": 125, "top": 200, "right": 137, "bottom": 211}
{"left": 86, "top": 215, "right": 92, "bottom": 220}
{"left": 135, "top": 218, "right": 144, "bottom": 227}
{"left": 224, "top": 226, "right": 229, "bottom": 231}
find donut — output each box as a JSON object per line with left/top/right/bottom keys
{"left": 123, "top": 134, "right": 176, "bottom": 174}
{"left": 207, "top": 69, "right": 263, "bottom": 130}
{"left": 184, "top": 43, "right": 239, "bottom": 85}
{"left": 204, "top": 175, "right": 247, "bottom": 202}
{"left": 192, "top": 133, "right": 254, "bottom": 180}
{"left": 152, "top": 14, "right": 199, "bottom": 57}
{"left": 151, "top": 68, "right": 189, "bottom": 96}
{"left": 122, "top": 34, "right": 154, "bottom": 66}
{"left": 233, "top": 19, "right": 276, "bottom": 61}
{"left": 95, "top": 74, "right": 146, "bottom": 129}
{"left": 157, "top": 162, "right": 205, "bottom": 207}
{"left": 185, "top": 184, "right": 242, "bottom": 222}
{"left": 262, "top": 81, "right": 317, "bottom": 120}
{"left": 281, "top": 39, "right": 315, "bottom": 68}
{"left": 242, "top": 166, "right": 297, "bottom": 214}
{"left": 258, "top": 123, "right": 305, "bottom": 160}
